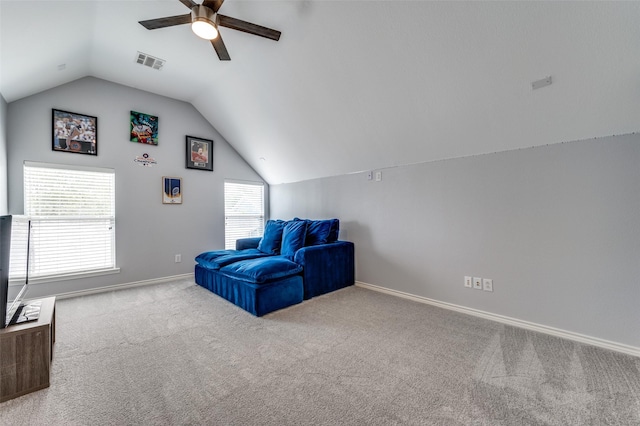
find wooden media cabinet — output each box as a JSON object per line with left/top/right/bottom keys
{"left": 0, "top": 296, "right": 56, "bottom": 402}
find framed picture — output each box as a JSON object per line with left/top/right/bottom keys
{"left": 52, "top": 109, "right": 97, "bottom": 155}
{"left": 130, "top": 111, "right": 158, "bottom": 145}
{"left": 186, "top": 136, "right": 213, "bottom": 171}
{"left": 162, "top": 177, "right": 182, "bottom": 204}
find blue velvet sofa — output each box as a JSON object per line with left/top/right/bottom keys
{"left": 194, "top": 218, "right": 355, "bottom": 316}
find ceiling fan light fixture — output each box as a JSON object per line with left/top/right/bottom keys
{"left": 191, "top": 5, "right": 218, "bottom": 40}
{"left": 192, "top": 20, "right": 218, "bottom": 39}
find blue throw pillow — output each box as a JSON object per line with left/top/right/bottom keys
{"left": 220, "top": 257, "right": 303, "bottom": 284}
{"left": 280, "top": 220, "right": 308, "bottom": 259}
{"left": 327, "top": 219, "right": 340, "bottom": 243}
{"left": 305, "top": 219, "right": 339, "bottom": 246}
{"left": 257, "top": 220, "right": 285, "bottom": 254}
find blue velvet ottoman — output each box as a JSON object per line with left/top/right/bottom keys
{"left": 194, "top": 256, "right": 304, "bottom": 316}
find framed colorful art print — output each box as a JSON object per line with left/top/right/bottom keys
{"left": 130, "top": 111, "right": 158, "bottom": 145}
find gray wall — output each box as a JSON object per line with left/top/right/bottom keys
{"left": 7, "top": 77, "right": 264, "bottom": 297}
{"left": 271, "top": 134, "right": 640, "bottom": 348}
{"left": 0, "top": 94, "right": 7, "bottom": 214}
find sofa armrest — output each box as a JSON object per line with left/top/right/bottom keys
{"left": 294, "top": 241, "right": 355, "bottom": 299}
{"left": 236, "top": 237, "right": 261, "bottom": 250}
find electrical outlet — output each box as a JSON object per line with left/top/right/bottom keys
{"left": 473, "top": 277, "right": 482, "bottom": 290}
{"left": 375, "top": 171, "right": 382, "bottom": 181}
{"left": 464, "top": 276, "right": 473, "bottom": 288}
{"left": 483, "top": 278, "right": 493, "bottom": 292}
{"left": 175, "top": 254, "right": 182, "bottom": 263}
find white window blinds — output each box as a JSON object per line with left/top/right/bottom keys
{"left": 224, "top": 181, "right": 264, "bottom": 249}
{"left": 23, "top": 162, "right": 116, "bottom": 279}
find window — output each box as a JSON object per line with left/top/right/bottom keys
{"left": 224, "top": 181, "right": 264, "bottom": 249}
{"left": 22, "top": 161, "right": 116, "bottom": 280}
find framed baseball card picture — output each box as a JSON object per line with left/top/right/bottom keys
{"left": 186, "top": 136, "right": 213, "bottom": 171}
{"left": 52, "top": 109, "right": 97, "bottom": 155}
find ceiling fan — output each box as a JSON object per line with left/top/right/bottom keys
{"left": 139, "top": 0, "right": 281, "bottom": 61}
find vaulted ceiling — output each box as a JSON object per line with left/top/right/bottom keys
{"left": 2, "top": 1, "right": 639, "bottom": 184}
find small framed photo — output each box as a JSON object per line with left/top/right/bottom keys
{"left": 162, "top": 177, "right": 182, "bottom": 204}
{"left": 52, "top": 109, "right": 97, "bottom": 155}
{"left": 130, "top": 111, "right": 158, "bottom": 145}
{"left": 186, "top": 136, "right": 213, "bottom": 171}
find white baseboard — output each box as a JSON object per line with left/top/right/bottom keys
{"left": 53, "top": 273, "right": 195, "bottom": 300}
{"left": 355, "top": 281, "right": 640, "bottom": 358}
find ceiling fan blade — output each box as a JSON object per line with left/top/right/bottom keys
{"left": 211, "top": 34, "right": 231, "bottom": 61}
{"left": 139, "top": 14, "right": 192, "bottom": 30}
{"left": 217, "top": 14, "right": 281, "bottom": 41}
{"left": 203, "top": 0, "right": 224, "bottom": 12}
{"left": 179, "top": 0, "right": 198, "bottom": 9}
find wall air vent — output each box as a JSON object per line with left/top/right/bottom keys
{"left": 135, "top": 52, "right": 165, "bottom": 70}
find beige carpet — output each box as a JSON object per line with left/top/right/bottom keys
{"left": 1, "top": 279, "right": 638, "bottom": 425}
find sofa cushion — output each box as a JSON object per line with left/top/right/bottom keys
{"left": 195, "top": 249, "right": 239, "bottom": 269}
{"left": 280, "top": 220, "right": 308, "bottom": 259}
{"left": 195, "top": 249, "right": 268, "bottom": 270}
{"left": 219, "top": 257, "right": 303, "bottom": 284}
{"left": 236, "top": 237, "right": 262, "bottom": 251}
{"left": 257, "top": 220, "right": 285, "bottom": 254}
{"left": 303, "top": 219, "right": 340, "bottom": 246}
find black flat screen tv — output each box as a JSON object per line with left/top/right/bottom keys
{"left": 0, "top": 215, "right": 32, "bottom": 328}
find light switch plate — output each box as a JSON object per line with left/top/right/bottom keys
{"left": 473, "top": 277, "right": 482, "bottom": 289}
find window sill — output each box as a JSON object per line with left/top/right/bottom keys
{"left": 16, "top": 268, "right": 121, "bottom": 286}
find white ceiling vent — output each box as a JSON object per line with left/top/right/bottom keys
{"left": 135, "top": 52, "right": 165, "bottom": 70}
